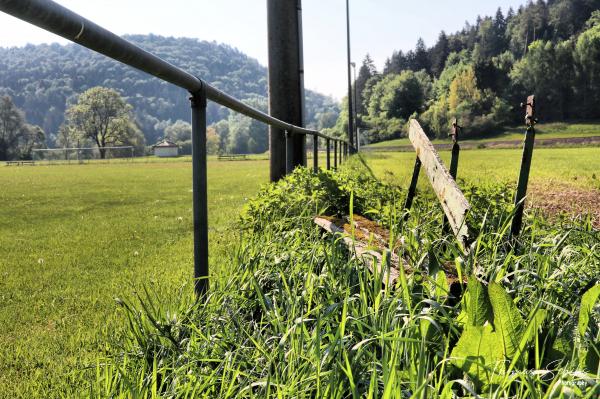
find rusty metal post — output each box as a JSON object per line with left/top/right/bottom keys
{"left": 267, "top": 0, "right": 305, "bottom": 181}
{"left": 190, "top": 89, "right": 209, "bottom": 297}
{"left": 511, "top": 95, "right": 537, "bottom": 237}
{"left": 326, "top": 138, "right": 331, "bottom": 170}
{"left": 443, "top": 119, "right": 461, "bottom": 232}
{"left": 313, "top": 135, "right": 318, "bottom": 172}
{"left": 334, "top": 140, "right": 338, "bottom": 169}
{"left": 404, "top": 156, "right": 421, "bottom": 219}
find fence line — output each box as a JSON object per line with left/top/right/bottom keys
{"left": 0, "top": 0, "right": 349, "bottom": 297}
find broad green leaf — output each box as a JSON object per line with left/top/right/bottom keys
{"left": 577, "top": 284, "right": 600, "bottom": 373}
{"left": 508, "top": 308, "right": 547, "bottom": 373}
{"left": 578, "top": 284, "right": 600, "bottom": 339}
{"left": 435, "top": 270, "right": 449, "bottom": 299}
{"left": 488, "top": 282, "right": 525, "bottom": 359}
{"left": 450, "top": 324, "right": 504, "bottom": 388}
{"left": 544, "top": 336, "right": 573, "bottom": 367}
{"left": 451, "top": 282, "right": 529, "bottom": 388}
{"left": 426, "top": 251, "right": 449, "bottom": 300}
{"left": 467, "top": 276, "right": 491, "bottom": 327}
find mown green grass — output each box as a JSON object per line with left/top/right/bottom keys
{"left": 365, "top": 121, "right": 600, "bottom": 147}
{"left": 1, "top": 145, "right": 598, "bottom": 397}
{"left": 365, "top": 147, "right": 600, "bottom": 191}
{"left": 0, "top": 160, "right": 268, "bottom": 398}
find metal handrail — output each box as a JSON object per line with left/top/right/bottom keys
{"left": 0, "top": 0, "right": 344, "bottom": 142}
{"left": 0, "top": 0, "right": 350, "bottom": 297}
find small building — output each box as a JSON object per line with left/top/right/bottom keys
{"left": 153, "top": 139, "right": 179, "bottom": 157}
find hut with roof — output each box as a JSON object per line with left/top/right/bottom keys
{"left": 152, "top": 139, "right": 179, "bottom": 158}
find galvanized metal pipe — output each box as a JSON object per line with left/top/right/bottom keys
{"left": 286, "top": 131, "right": 294, "bottom": 174}
{"left": 326, "top": 139, "right": 331, "bottom": 170}
{"left": 190, "top": 92, "right": 209, "bottom": 297}
{"left": 313, "top": 135, "right": 318, "bottom": 172}
{"left": 334, "top": 141, "right": 338, "bottom": 169}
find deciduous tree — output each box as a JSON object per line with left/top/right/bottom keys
{"left": 64, "top": 87, "right": 142, "bottom": 158}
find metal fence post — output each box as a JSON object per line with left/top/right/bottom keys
{"left": 286, "top": 130, "right": 294, "bottom": 175}
{"left": 443, "top": 119, "right": 461, "bottom": 232}
{"left": 404, "top": 156, "right": 421, "bottom": 219}
{"left": 190, "top": 89, "right": 209, "bottom": 297}
{"left": 511, "top": 95, "right": 537, "bottom": 238}
{"left": 334, "top": 140, "right": 338, "bottom": 169}
{"left": 267, "top": 0, "right": 305, "bottom": 180}
{"left": 326, "top": 138, "right": 331, "bottom": 170}
{"left": 313, "top": 135, "right": 318, "bottom": 172}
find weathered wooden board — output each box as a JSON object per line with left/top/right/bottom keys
{"left": 314, "top": 217, "right": 401, "bottom": 286}
{"left": 409, "top": 119, "right": 470, "bottom": 246}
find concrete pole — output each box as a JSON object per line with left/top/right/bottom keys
{"left": 267, "top": 0, "right": 306, "bottom": 181}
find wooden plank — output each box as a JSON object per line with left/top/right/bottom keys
{"left": 314, "top": 217, "right": 401, "bottom": 286}
{"left": 408, "top": 119, "right": 470, "bottom": 246}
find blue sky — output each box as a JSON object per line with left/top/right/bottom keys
{"left": 0, "top": 0, "right": 527, "bottom": 99}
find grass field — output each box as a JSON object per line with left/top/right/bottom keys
{"left": 365, "top": 146, "right": 600, "bottom": 190}
{"left": 365, "top": 121, "right": 600, "bottom": 148}
{"left": 0, "top": 159, "right": 268, "bottom": 397}
{"left": 1, "top": 145, "right": 599, "bottom": 397}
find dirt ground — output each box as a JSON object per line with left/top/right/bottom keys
{"left": 364, "top": 135, "right": 600, "bottom": 152}
{"left": 529, "top": 183, "right": 600, "bottom": 229}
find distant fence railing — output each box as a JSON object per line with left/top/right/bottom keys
{"left": 0, "top": 0, "right": 349, "bottom": 297}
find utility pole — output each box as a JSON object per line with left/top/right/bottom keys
{"left": 267, "top": 0, "right": 306, "bottom": 181}
{"left": 351, "top": 61, "right": 358, "bottom": 150}
{"left": 346, "top": 0, "right": 355, "bottom": 153}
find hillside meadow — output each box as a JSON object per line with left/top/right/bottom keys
{"left": 0, "top": 145, "right": 598, "bottom": 397}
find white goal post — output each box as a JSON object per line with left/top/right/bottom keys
{"left": 32, "top": 146, "right": 135, "bottom": 164}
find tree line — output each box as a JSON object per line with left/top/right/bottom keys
{"left": 330, "top": 0, "right": 600, "bottom": 142}
{"left": 0, "top": 34, "right": 340, "bottom": 156}
{"left": 0, "top": 84, "right": 334, "bottom": 160}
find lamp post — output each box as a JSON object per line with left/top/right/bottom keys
{"left": 350, "top": 61, "right": 358, "bottom": 151}
{"left": 346, "top": 0, "right": 355, "bottom": 153}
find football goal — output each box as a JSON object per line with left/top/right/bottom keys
{"left": 32, "top": 146, "right": 135, "bottom": 164}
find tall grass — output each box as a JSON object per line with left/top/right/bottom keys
{"left": 91, "top": 159, "right": 599, "bottom": 398}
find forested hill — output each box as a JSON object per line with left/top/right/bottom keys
{"left": 0, "top": 34, "right": 339, "bottom": 145}
{"left": 344, "top": 0, "right": 600, "bottom": 142}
